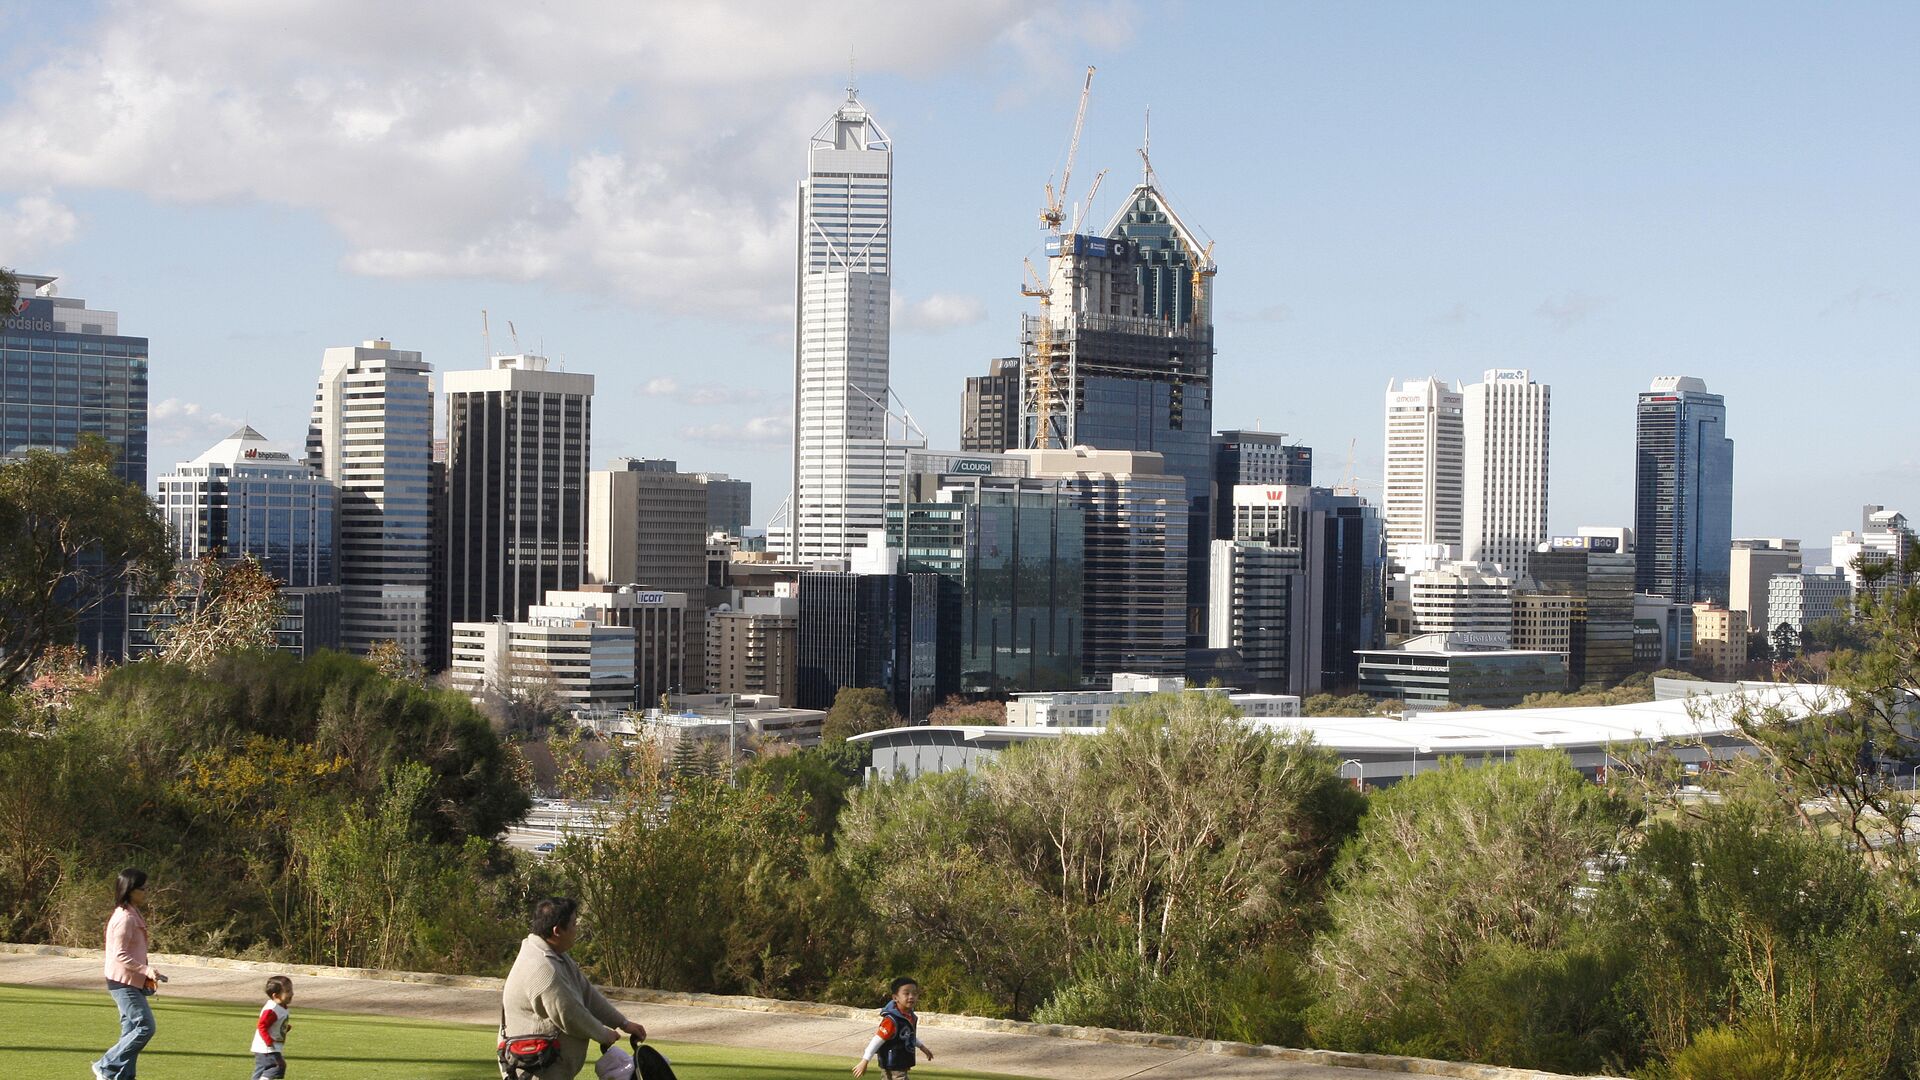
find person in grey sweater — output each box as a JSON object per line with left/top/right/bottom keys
{"left": 500, "top": 898, "right": 646, "bottom": 1080}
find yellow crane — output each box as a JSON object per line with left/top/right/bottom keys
{"left": 1028, "top": 66, "right": 1096, "bottom": 449}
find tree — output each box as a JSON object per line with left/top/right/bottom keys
{"left": 1721, "top": 552, "right": 1920, "bottom": 877}
{"left": 0, "top": 435, "right": 172, "bottom": 689}
{"left": 1771, "top": 620, "right": 1800, "bottom": 664}
{"left": 150, "top": 556, "right": 284, "bottom": 668}
{"left": 0, "top": 266, "right": 18, "bottom": 315}
{"left": 926, "top": 696, "right": 1006, "bottom": 726}
{"left": 821, "top": 686, "right": 899, "bottom": 742}
{"left": 1310, "top": 751, "right": 1635, "bottom": 1063}
{"left": 365, "top": 639, "right": 425, "bottom": 683}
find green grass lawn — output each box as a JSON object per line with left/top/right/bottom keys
{"left": 0, "top": 984, "right": 1036, "bottom": 1080}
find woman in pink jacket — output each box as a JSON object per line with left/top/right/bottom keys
{"left": 92, "top": 867, "right": 164, "bottom": 1080}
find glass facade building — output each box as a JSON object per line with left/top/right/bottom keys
{"left": 1532, "top": 541, "right": 1638, "bottom": 686}
{"left": 1211, "top": 432, "right": 1312, "bottom": 541}
{"left": 796, "top": 570, "right": 956, "bottom": 722}
{"left": 1, "top": 274, "right": 149, "bottom": 660}
{"left": 891, "top": 479, "right": 1084, "bottom": 693}
{"left": 1634, "top": 377, "right": 1734, "bottom": 606}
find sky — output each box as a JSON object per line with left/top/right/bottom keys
{"left": 1, "top": 0, "right": 1915, "bottom": 549}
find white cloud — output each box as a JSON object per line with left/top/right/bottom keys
{"left": 151, "top": 397, "right": 245, "bottom": 444}
{"left": 640, "top": 376, "right": 771, "bottom": 406}
{"left": 0, "top": 1, "right": 1126, "bottom": 319}
{"left": 1535, "top": 291, "right": 1608, "bottom": 332}
{"left": 897, "top": 291, "right": 988, "bottom": 333}
{"left": 679, "top": 413, "right": 792, "bottom": 445}
{"left": 0, "top": 192, "right": 79, "bottom": 257}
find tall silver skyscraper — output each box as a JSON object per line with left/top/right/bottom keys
{"left": 1382, "top": 376, "right": 1464, "bottom": 558}
{"left": 785, "top": 90, "right": 909, "bottom": 561}
{"left": 1462, "top": 368, "right": 1550, "bottom": 578}
{"left": 306, "top": 339, "right": 434, "bottom": 661}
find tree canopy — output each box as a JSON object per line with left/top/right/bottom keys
{"left": 0, "top": 434, "right": 171, "bottom": 688}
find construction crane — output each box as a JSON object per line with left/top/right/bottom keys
{"left": 1040, "top": 66, "right": 1096, "bottom": 234}
{"left": 1027, "top": 66, "right": 1096, "bottom": 450}
{"left": 1022, "top": 259, "right": 1058, "bottom": 449}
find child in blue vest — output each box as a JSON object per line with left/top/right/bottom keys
{"left": 852, "top": 976, "right": 933, "bottom": 1078}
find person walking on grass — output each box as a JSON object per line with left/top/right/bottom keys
{"left": 499, "top": 897, "right": 647, "bottom": 1080}
{"left": 92, "top": 867, "right": 166, "bottom": 1080}
{"left": 852, "top": 977, "right": 933, "bottom": 1079}
{"left": 250, "top": 975, "right": 294, "bottom": 1079}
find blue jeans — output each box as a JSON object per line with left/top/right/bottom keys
{"left": 98, "top": 981, "right": 156, "bottom": 1079}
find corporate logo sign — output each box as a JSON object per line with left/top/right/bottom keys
{"left": 950, "top": 459, "right": 995, "bottom": 475}
{"left": 1, "top": 296, "right": 56, "bottom": 333}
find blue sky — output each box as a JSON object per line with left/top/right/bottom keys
{"left": 1, "top": 1, "right": 1913, "bottom": 549}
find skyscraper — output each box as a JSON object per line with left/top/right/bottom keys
{"left": 306, "top": 339, "right": 434, "bottom": 661}
{"left": 1008, "top": 447, "right": 1188, "bottom": 683}
{"left": 787, "top": 90, "right": 910, "bottom": 561}
{"left": 960, "top": 357, "right": 1022, "bottom": 453}
{"left": 444, "top": 354, "right": 592, "bottom": 632}
{"left": 589, "top": 458, "right": 712, "bottom": 692}
{"left": 1383, "top": 377, "right": 1464, "bottom": 559}
{"left": 1634, "top": 376, "right": 1734, "bottom": 605}
{"left": 1019, "top": 179, "right": 1216, "bottom": 645}
{"left": 1, "top": 274, "right": 149, "bottom": 660}
{"left": 1211, "top": 431, "right": 1312, "bottom": 542}
{"left": 1462, "top": 369, "right": 1550, "bottom": 578}
{"left": 138, "top": 426, "right": 341, "bottom": 656}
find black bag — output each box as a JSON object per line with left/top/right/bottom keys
{"left": 633, "top": 1042, "right": 677, "bottom": 1080}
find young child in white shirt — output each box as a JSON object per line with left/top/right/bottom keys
{"left": 250, "top": 975, "right": 293, "bottom": 1079}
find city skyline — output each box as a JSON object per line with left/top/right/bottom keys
{"left": 1, "top": 4, "right": 1914, "bottom": 547}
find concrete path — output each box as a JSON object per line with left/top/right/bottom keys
{"left": 0, "top": 949, "right": 1581, "bottom": 1079}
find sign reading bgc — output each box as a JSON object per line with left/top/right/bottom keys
{"left": 1, "top": 297, "right": 56, "bottom": 334}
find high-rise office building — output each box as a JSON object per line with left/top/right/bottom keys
{"left": 589, "top": 458, "right": 712, "bottom": 691}
{"left": 1383, "top": 377, "right": 1464, "bottom": 559}
{"left": 893, "top": 452, "right": 1085, "bottom": 693}
{"left": 1532, "top": 536, "right": 1638, "bottom": 687}
{"left": 444, "top": 354, "right": 592, "bottom": 634}
{"left": 1211, "top": 431, "right": 1312, "bottom": 541}
{"left": 1831, "top": 505, "right": 1914, "bottom": 592}
{"left": 796, "top": 558, "right": 955, "bottom": 722}
{"left": 1009, "top": 447, "right": 1188, "bottom": 682}
{"left": 306, "top": 339, "right": 434, "bottom": 661}
{"left": 708, "top": 596, "right": 798, "bottom": 705}
{"left": 137, "top": 426, "right": 342, "bottom": 656}
{"left": 2, "top": 274, "right": 149, "bottom": 660}
{"left": 692, "top": 472, "right": 753, "bottom": 537}
{"left": 1729, "top": 538, "right": 1801, "bottom": 649}
{"left": 1308, "top": 488, "right": 1387, "bottom": 691}
{"left": 787, "top": 90, "right": 912, "bottom": 562}
{"left": 961, "top": 357, "right": 1022, "bottom": 453}
{"left": 1462, "top": 369, "right": 1549, "bottom": 578}
{"left": 1634, "top": 376, "right": 1734, "bottom": 605}
{"left": 1021, "top": 181, "right": 1217, "bottom": 648}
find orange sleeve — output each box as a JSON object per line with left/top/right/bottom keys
{"left": 876, "top": 1017, "right": 898, "bottom": 1040}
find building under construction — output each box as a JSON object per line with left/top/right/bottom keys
{"left": 1020, "top": 180, "right": 1216, "bottom": 643}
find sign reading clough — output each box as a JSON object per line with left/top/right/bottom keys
{"left": 950, "top": 459, "right": 995, "bottom": 475}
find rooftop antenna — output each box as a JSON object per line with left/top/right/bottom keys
{"left": 481, "top": 309, "right": 493, "bottom": 360}
{"left": 848, "top": 48, "right": 857, "bottom": 98}
{"left": 1142, "top": 106, "right": 1153, "bottom": 185}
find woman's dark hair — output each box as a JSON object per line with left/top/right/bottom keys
{"left": 113, "top": 867, "right": 148, "bottom": 908}
{"left": 531, "top": 897, "right": 578, "bottom": 939}
{"left": 889, "top": 976, "right": 919, "bottom": 996}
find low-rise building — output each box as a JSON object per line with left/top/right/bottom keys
{"left": 538, "top": 585, "right": 688, "bottom": 706}
{"left": 1765, "top": 569, "right": 1852, "bottom": 649}
{"left": 1511, "top": 592, "right": 1572, "bottom": 664}
{"left": 1356, "top": 632, "right": 1566, "bottom": 709}
{"left": 1633, "top": 593, "right": 1695, "bottom": 667}
{"left": 707, "top": 596, "right": 798, "bottom": 704}
{"left": 449, "top": 617, "right": 637, "bottom": 716}
{"left": 1004, "top": 673, "right": 1299, "bottom": 728}
{"left": 1690, "top": 603, "right": 1748, "bottom": 680}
